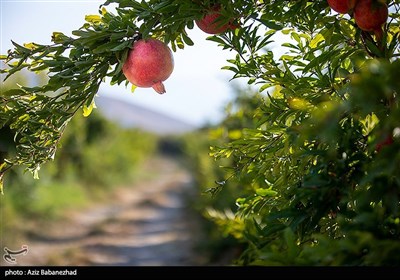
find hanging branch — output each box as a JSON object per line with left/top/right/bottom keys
{"left": 0, "top": 0, "right": 202, "bottom": 186}
{"left": 0, "top": 7, "right": 138, "bottom": 178}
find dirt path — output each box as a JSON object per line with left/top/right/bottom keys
{"left": 8, "top": 156, "right": 207, "bottom": 266}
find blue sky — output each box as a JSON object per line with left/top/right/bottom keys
{"left": 1, "top": 0, "right": 243, "bottom": 126}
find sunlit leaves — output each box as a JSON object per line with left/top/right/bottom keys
{"left": 85, "top": 14, "right": 102, "bottom": 25}
{"left": 83, "top": 101, "right": 96, "bottom": 118}
{"left": 255, "top": 188, "right": 278, "bottom": 197}
{"left": 309, "top": 33, "right": 325, "bottom": 49}
{"left": 360, "top": 113, "right": 380, "bottom": 137}
{"left": 204, "top": 208, "right": 245, "bottom": 240}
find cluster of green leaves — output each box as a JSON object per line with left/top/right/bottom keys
{"left": 182, "top": 88, "right": 275, "bottom": 263}
{"left": 201, "top": 0, "right": 400, "bottom": 265}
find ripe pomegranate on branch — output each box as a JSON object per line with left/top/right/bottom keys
{"left": 327, "top": 0, "right": 388, "bottom": 33}
{"left": 327, "top": 0, "right": 389, "bottom": 54}
{"left": 327, "top": 0, "right": 358, "bottom": 14}
{"left": 122, "top": 38, "right": 174, "bottom": 94}
{"left": 195, "top": 5, "right": 238, "bottom": 34}
{"left": 354, "top": 0, "right": 388, "bottom": 38}
{"left": 123, "top": 4, "right": 239, "bottom": 93}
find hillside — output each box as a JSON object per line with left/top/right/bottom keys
{"left": 95, "top": 95, "right": 196, "bottom": 135}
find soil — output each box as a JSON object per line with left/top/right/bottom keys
{"left": 4, "top": 156, "right": 209, "bottom": 266}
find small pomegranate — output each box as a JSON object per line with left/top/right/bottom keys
{"left": 122, "top": 38, "right": 174, "bottom": 94}
{"left": 195, "top": 6, "right": 238, "bottom": 34}
{"left": 375, "top": 134, "right": 394, "bottom": 152}
{"left": 327, "top": 0, "right": 358, "bottom": 14}
{"left": 354, "top": 0, "right": 388, "bottom": 32}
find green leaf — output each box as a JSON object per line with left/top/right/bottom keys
{"left": 360, "top": 113, "right": 379, "bottom": 136}
{"left": 111, "top": 41, "right": 131, "bottom": 52}
{"left": 309, "top": 33, "right": 324, "bottom": 49}
{"left": 364, "top": 38, "right": 383, "bottom": 57}
{"left": 181, "top": 33, "right": 194, "bottom": 46}
{"left": 51, "top": 32, "right": 70, "bottom": 44}
{"left": 33, "top": 168, "right": 40, "bottom": 180}
{"left": 85, "top": 14, "right": 102, "bottom": 24}
{"left": 83, "top": 101, "right": 96, "bottom": 117}
{"left": 255, "top": 188, "right": 278, "bottom": 197}
{"left": 92, "top": 41, "right": 125, "bottom": 54}
{"left": 291, "top": 32, "right": 301, "bottom": 43}
{"left": 258, "top": 16, "right": 283, "bottom": 30}
{"left": 0, "top": 177, "right": 3, "bottom": 195}
{"left": 23, "top": 42, "right": 38, "bottom": 50}
{"left": 206, "top": 36, "right": 227, "bottom": 45}
{"left": 320, "top": 26, "right": 334, "bottom": 45}
{"left": 18, "top": 114, "right": 30, "bottom": 121}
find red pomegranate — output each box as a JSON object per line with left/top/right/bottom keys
{"left": 354, "top": 0, "right": 388, "bottom": 32}
{"left": 195, "top": 6, "right": 238, "bottom": 34}
{"left": 122, "top": 38, "right": 174, "bottom": 94}
{"left": 327, "top": 0, "right": 358, "bottom": 14}
{"left": 376, "top": 134, "right": 394, "bottom": 152}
